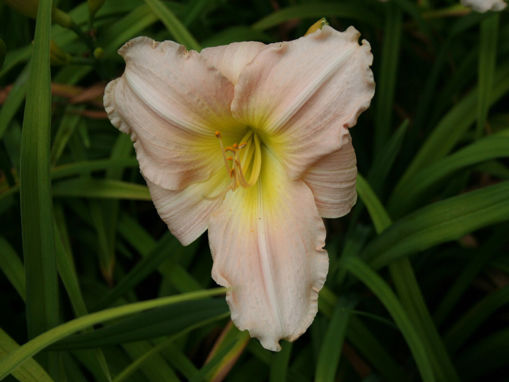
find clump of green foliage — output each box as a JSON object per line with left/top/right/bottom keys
{"left": 0, "top": 0, "right": 508, "bottom": 381}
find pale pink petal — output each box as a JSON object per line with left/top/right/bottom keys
{"left": 104, "top": 36, "right": 237, "bottom": 190}
{"left": 304, "top": 128, "right": 357, "bottom": 218}
{"left": 461, "top": 0, "right": 506, "bottom": 12}
{"left": 231, "top": 26, "right": 374, "bottom": 179}
{"left": 201, "top": 41, "right": 266, "bottom": 84}
{"left": 208, "top": 158, "right": 328, "bottom": 351}
{"left": 145, "top": 170, "right": 228, "bottom": 245}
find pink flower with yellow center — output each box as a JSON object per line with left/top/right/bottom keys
{"left": 104, "top": 25, "right": 374, "bottom": 351}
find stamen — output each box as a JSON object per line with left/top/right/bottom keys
{"left": 214, "top": 129, "right": 262, "bottom": 194}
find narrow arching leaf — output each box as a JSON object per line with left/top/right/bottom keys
{"left": 19, "top": 0, "right": 59, "bottom": 339}
{"left": 0, "top": 289, "right": 226, "bottom": 379}
{"left": 143, "top": 0, "right": 200, "bottom": 50}
{"left": 0, "top": 329, "right": 54, "bottom": 382}
{"left": 343, "top": 256, "right": 435, "bottom": 382}
{"left": 364, "top": 181, "right": 509, "bottom": 268}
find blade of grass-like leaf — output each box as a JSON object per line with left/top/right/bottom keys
{"left": 159, "top": 343, "right": 200, "bottom": 381}
{"left": 364, "top": 181, "right": 509, "bottom": 268}
{"left": 0, "top": 329, "right": 54, "bottom": 382}
{"left": 122, "top": 342, "right": 179, "bottom": 382}
{"left": 343, "top": 256, "right": 435, "bottom": 382}
{"left": 204, "top": 322, "right": 250, "bottom": 382}
{"left": 269, "top": 341, "right": 292, "bottom": 382}
{"left": 191, "top": 326, "right": 249, "bottom": 382}
{"left": 315, "top": 298, "right": 355, "bottom": 382}
{"left": 0, "top": 46, "right": 31, "bottom": 80}
{"left": 116, "top": 214, "right": 203, "bottom": 293}
{"left": 251, "top": 3, "right": 380, "bottom": 30}
{"left": 476, "top": 14, "right": 499, "bottom": 137}
{"left": 434, "top": 225, "right": 508, "bottom": 326}
{"left": 52, "top": 159, "right": 138, "bottom": 179}
{"left": 347, "top": 317, "right": 405, "bottom": 381}
{"left": 373, "top": 3, "right": 401, "bottom": 156}
{"left": 93, "top": 233, "right": 181, "bottom": 310}
{"left": 456, "top": 328, "right": 509, "bottom": 381}
{"left": 19, "top": 0, "right": 59, "bottom": 339}
{"left": 357, "top": 174, "right": 459, "bottom": 382}
{"left": 395, "top": 64, "right": 509, "bottom": 192}
{"left": 389, "top": 133, "right": 509, "bottom": 216}
{"left": 0, "top": 65, "right": 28, "bottom": 140}
{"left": 52, "top": 178, "right": 150, "bottom": 200}
{"left": 52, "top": 300, "right": 228, "bottom": 349}
{"left": 114, "top": 339, "right": 190, "bottom": 382}
{"left": 319, "top": 288, "right": 405, "bottom": 381}
{"left": 0, "top": 38, "right": 5, "bottom": 69}
{"left": 0, "top": 236, "right": 26, "bottom": 300}
{"left": 143, "top": 0, "right": 200, "bottom": 50}
{"left": 50, "top": 109, "right": 83, "bottom": 165}
{"left": 444, "top": 285, "right": 509, "bottom": 353}
{"left": 99, "top": 5, "right": 158, "bottom": 55}
{"left": 0, "top": 288, "right": 226, "bottom": 379}
{"left": 367, "top": 120, "right": 408, "bottom": 195}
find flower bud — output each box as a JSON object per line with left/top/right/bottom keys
{"left": 88, "top": 0, "right": 106, "bottom": 18}
{"left": 305, "top": 18, "right": 329, "bottom": 36}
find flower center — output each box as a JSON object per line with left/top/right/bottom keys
{"left": 215, "top": 129, "right": 262, "bottom": 192}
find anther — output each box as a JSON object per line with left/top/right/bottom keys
{"left": 215, "top": 131, "right": 221, "bottom": 138}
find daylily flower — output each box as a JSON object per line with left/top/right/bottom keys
{"left": 104, "top": 25, "right": 374, "bottom": 351}
{"left": 461, "top": 0, "right": 507, "bottom": 12}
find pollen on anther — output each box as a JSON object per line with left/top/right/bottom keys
{"left": 215, "top": 131, "right": 221, "bottom": 138}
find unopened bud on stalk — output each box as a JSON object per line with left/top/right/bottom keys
{"left": 88, "top": 0, "right": 106, "bottom": 19}
{"left": 305, "top": 18, "right": 329, "bottom": 36}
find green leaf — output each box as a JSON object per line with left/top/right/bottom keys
{"left": 269, "top": 341, "right": 292, "bottom": 382}
{"left": 356, "top": 174, "right": 391, "bottom": 232}
{"left": 122, "top": 341, "right": 179, "bottom": 382}
{"left": 0, "top": 288, "right": 226, "bottom": 379}
{"left": 113, "top": 339, "right": 189, "bottom": 382}
{"left": 0, "top": 236, "right": 26, "bottom": 300}
{"left": 99, "top": 5, "right": 158, "bottom": 55}
{"left": 396, "top": 64, "right": 509, "bottom": 191}
{"left": 315, "top": 298, "right": 355, "bottom": 382}
{"left": 347, "top": 317, "right": 405, "bottom": 381}
{"left": 433, "top": 226, "right": 508, "bottom": 326}
{"left": 444, "top": 285, "right": 509, "bottom": 353}
{"left": 52, "top": 178, "right": 151, "bottom": 200}
{"left": 477, "top": 14, "right": 499, "bottom": 137}
{"left": 456, "top": 328, "right": 509, "bottom": 381}
{"left": 389, "top": 133, "right": 509, "bottom": 216}
{"left": 93, "top": 233, "right": 181, "bottom": 310}
{"left": 19, "top": 0, "right": 59, "bottom": 338}
{"left": 0, "top": 329, "right": 54, "bottom": 382}
{"left": 252, "top": 3, "right": 380, "bottom": 30}
{"left": 0, "top": 38, "right": 6, "bottom": 69}
{"left": 191, "top": 325, "right": 249, "bottom": 382}
{"left": 50, "top": 109, "right": 83, "bottom": 165}
{"left": 343, "top": 257, "right": 435, "bottom": 382}
{"left": 364, "top": 181, "right": 509, "bottom": 269}
{"left": 0, "top": 65, "right": 28, "bottom": 140}
{"left": 373, "top": 3, "right": 402, "bottom": 156}
{"left": 143, "top": 0, "right": 200, "bottom": 50}
{"left": 51, "top": 159, "right": 138, "bottom": 179}
{"left": 357, "top": 175, "right": 459, "bottom": 382}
